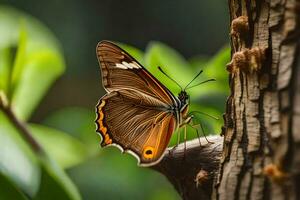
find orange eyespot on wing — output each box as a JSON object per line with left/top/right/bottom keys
{"left": 139, "top": 113, "right": 176, "bottom": 165}
{"left": 143, "top": 146, "right": 155, "bottom": 159}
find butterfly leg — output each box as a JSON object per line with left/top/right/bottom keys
{"left": 176, "top": 128, "right": 181, "bottom": 147}
{"left": 192, "top": 119, "right": 213, "bottom": 144}
{"left": 183, "top": 125, "right": 187, "bottom": 158}
{"left": 169, "top": 128, "right": 181, "bottom": 156}
{"left": 186, "top": 123, "right": 202, "bottom": 147}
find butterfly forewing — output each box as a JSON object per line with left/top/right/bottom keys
{"left": 96, "top": 41, "right": 177, "bottom": 106}
{"left": 96, "top": 41, "right": 178, "bottom": 166}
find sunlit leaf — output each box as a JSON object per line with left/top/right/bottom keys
{"left": 144, "top": 41, "right": 195, "bottom": 94}
{"left": 10, "top": 24, "right": 27, "bottom": 94}
{"left": 11, "top": 51, "right": 64, "bottom": 120}
{"left": 187, "top": 49, "right": 229, "bottom": 99}
{"left": 189, "top": 55, "right": 210, "bottom": 70}
{"left": 204, "top": 45, "right": 230, "bottom": 82}
{"left": 0, "top": 6, "right": 63, "bottom": 55}
{"left": 0, "top": 111, "right": 40, "bottom": 197}
{"left": 0, "top": 47, "right": 13, "bottom": 93}
{"left": 30, "top": 124, "right": 89, "bottom": 169}
{"left": 0, "top": 6, "right": 65, "bottom": 120}
{"left": 34, "top": 156, "right": 81, "bottom": 200}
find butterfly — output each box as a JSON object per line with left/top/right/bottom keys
{"left": 95, "top": 41, "right": 214, "bottom": 166}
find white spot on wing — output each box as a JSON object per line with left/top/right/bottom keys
{"left": 129, "top": 61, "right": 140, "bottom": 69}
{"left": 115, "top": 61, "right": 141, "bottom": 69}
{"left": 115, "top": 63, "right": 127, "bottom": 69}
{"left": 122, "top": 61, "right": 133, "bottom": 69}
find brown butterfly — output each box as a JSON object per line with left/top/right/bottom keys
{"left": 95, "top": 41, "right": 214, "bottom": 166}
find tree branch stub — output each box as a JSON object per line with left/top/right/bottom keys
{"left": 152, "top": 136, "right": 223, "bottom": 200}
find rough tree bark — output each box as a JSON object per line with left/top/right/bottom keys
{"left": 152, "top": 0, "right": 300, "bottom": 200}
{"left": 216, "top": 0, "right": 300, "bottom": 199}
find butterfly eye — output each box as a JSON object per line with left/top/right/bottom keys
{"left": 143, "top": 146, "right": 155, "bottom": 159}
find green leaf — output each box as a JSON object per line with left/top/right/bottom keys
{"left": 144, "top": 41, "right": 195, "bottom": 94}
{"left": 10, "top": 24, "right": 27, "bottom": 94}
{"left": 0, "top": 112, "right": 81, "bottom": 199}
{"left": 42, "top": 107, "right": 99, "bottom": 151}
{"left": 204, "top": 45, "right": 230, "bottom": 82}
{"left": 188, "top": 55, "right": 210, "bottom": 70}
{"left": 30, "top": 124, "right": 89, "bottom": 169}
{"left": 0, "top": 6, "right": 65, "bottom": 121}
{"left": 34, "top": 156, "right": 81, "bottom": 200}
{"left": 118, "top": 42, "right": 144, "bottom": 65}
{"left": 0, "top": 172, "right": 29, "bottom": 200}
{"left": 187, "top": 46, "right": 230, "bottom": 99}
{"left": 0, "top": 47, "right": 14, "bottom": 93}
{"left": 11, "top": 51, "right": 64, "bottom": 120}
{"left": 0, "top": 111, "right": 40, "bottom": 197}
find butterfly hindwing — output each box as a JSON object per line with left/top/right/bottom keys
{"left": 96, "top": 89, "right": 176, "bottom": 166}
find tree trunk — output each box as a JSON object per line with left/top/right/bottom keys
{"left": 153, "top": 0, "right": 300, "bottom": 199}
{"left": 215, "top": 0, "right": 300, "bottom": 199}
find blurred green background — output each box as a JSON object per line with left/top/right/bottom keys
{"left": 0, "top": 1, "right": 229, "bottom": 200}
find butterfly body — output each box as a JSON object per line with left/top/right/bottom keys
{"left": 95, "top": 41, "right": 192, "bottom": 166}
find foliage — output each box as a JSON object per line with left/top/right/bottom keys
{"left": 0, "top": 6, "right": 229, "bottom": 200}
{"left": 0, "top": 6, "right": 80, "bottom": 200}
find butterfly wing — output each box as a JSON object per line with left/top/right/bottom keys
{"left": 96, "top": 41, "right": 179, "bottom": 166}
{"left": 96, "top": 89, "right": 176, "bottom": 166}
{"left": 96, "top": 40, "right": 178, "bottom": 106}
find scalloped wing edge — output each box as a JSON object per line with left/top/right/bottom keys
{"left": 95, "top": 99, "right": 165, "bottom": 167}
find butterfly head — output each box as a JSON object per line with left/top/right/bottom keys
{"left": 178, "top": 91, "right": 189, "bottom": 105}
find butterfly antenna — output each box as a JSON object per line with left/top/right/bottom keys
{"left": 183, "top": 70, "right": 203, "bottom": 91}
{"left": 185, "top": 79, "right": 216, "bottom": 90}
{"left": 189, "top": 111, "right": 219, "bottom": 120}
{"left": 158, "top": 66, "right": 182, "bottom": 90}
